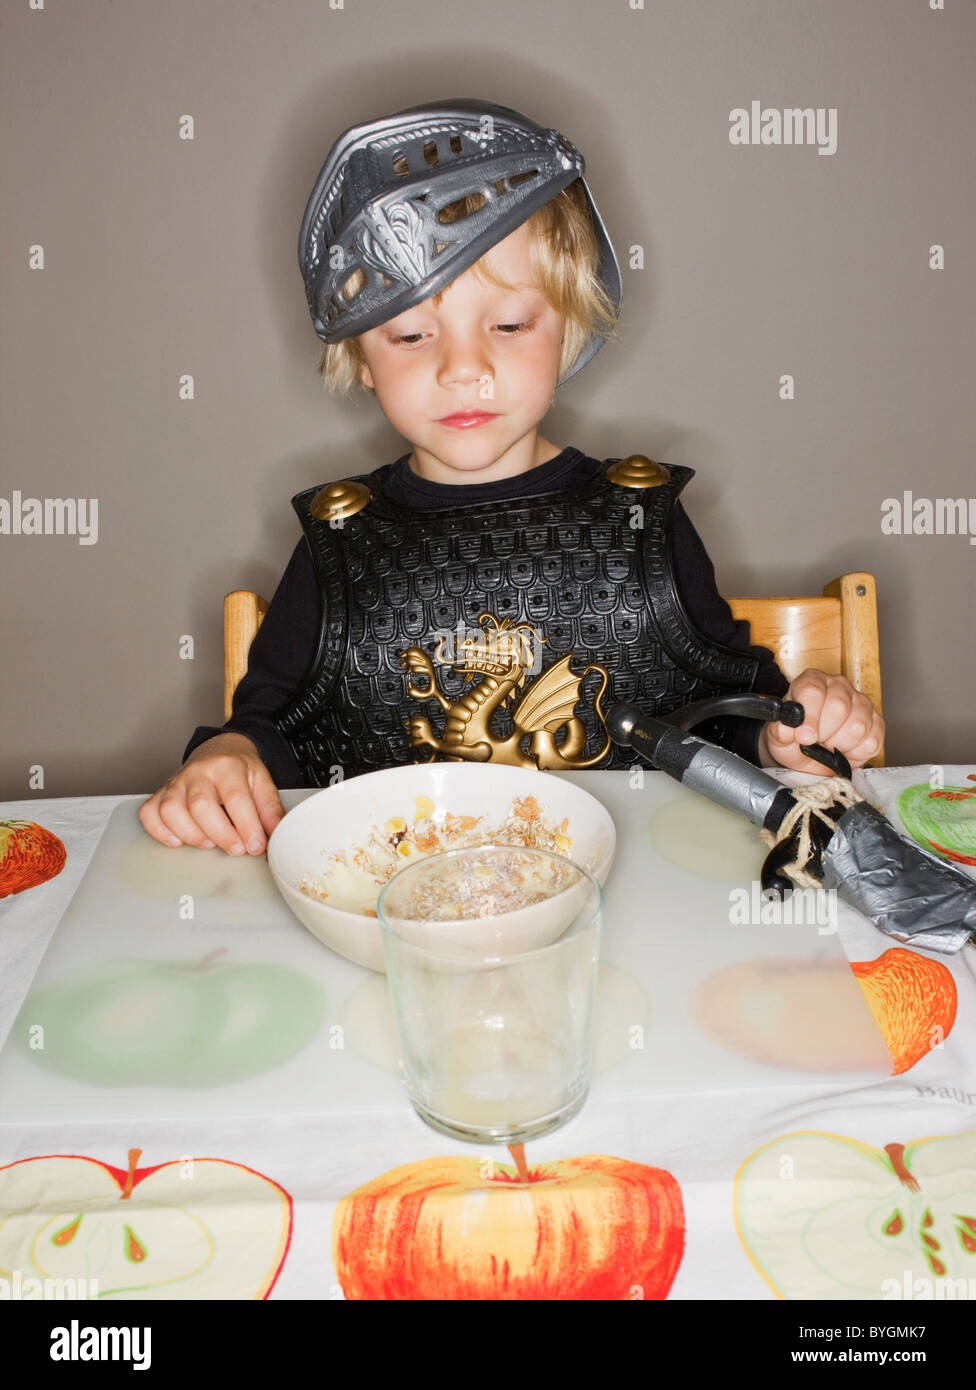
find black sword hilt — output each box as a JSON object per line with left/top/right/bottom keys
{"left": 654, "top": 692, "right": 852, "bottom": 781}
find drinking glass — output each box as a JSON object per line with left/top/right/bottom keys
{"left": 377, "top": 844, "right": 602, "bottom": 1144}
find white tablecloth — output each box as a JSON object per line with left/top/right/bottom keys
{"left": 2, "top": 769, "right": 975, "bottom": 1303}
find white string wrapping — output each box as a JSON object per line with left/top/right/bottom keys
{"left": 758, "top": 777, "right": 864, "bottom": 888}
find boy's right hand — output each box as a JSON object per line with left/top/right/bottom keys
{"left": 138, "top": 732, "right": 286, "bottom": 856}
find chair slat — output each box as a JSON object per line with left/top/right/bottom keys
{"left": 727, "top": 596, "right": 842, "bottom": 679}
{"left": 222, "top": 590, "right": 268, "bottom": 721}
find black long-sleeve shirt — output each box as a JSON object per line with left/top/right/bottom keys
{"left": 183, "top": 447, "right": 789, "bottom": 786}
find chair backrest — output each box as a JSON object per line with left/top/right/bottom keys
{"left": 728, "top": 571, "right": 883, "bottom": 762}
{"left": 224, "top": 570, "right": 883, "bottom": 763}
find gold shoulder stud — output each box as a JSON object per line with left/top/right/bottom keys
{"left": 310, "top": 479, "right": 372, "bottom": 523}
{"left": 606, "top": 455, "right": 671, "bottom": 488}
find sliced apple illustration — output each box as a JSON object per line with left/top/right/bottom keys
{"left": 896, "top": 777, "right": 976, "bottom": 867}
{"left": 120, "top": 834, "right": 279, "bottom": 902}
{"left": 0, "top": 1148, "right": 292, "bottom": 1298}
{"left": 691, "top": 948, "right": 955, "bottom": 1075}
{"left": 333, "top": 1147, "right": 684, "bottom": 1299}
{"left": 734, "top": 1130, "right": 976, "bottom": 1299}
{"left": 0, "top": 820, "right": 66, "bottom": 898}
{"left": 15, "top": 951, "right": 326, "bottom": 1087}
{"left": 647, "top": 794, "right": 766, "bottom": 880}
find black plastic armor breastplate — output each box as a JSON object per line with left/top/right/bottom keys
{"left": 271, "top": 459, "right": 760, "bottom": 785}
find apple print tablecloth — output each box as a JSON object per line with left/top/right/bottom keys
{"left": 1, "top": 767, "right": 975, "bottom": 1302}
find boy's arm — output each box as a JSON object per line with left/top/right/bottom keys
{"left": 669, "top": 501, "right": 789, "bottom": 766}
{"left": 182, "top": 540, "right": 319, "bottom": 788}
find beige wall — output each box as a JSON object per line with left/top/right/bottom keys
{"left": 2, "top": 0, "right": 973, "bottom": 799}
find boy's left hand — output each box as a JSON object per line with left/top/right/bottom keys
{"left": 757, "top": 669, "right": 884, "bottom": 774}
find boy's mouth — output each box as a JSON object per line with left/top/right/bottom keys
{"left": 437, "top": 411, "right": 499, "bottom": 429}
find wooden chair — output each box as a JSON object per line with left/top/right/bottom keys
{"left": 223, "top": 570, "right": 883, "bottom": 764}
{"left": 223, "top": 591, "right": 269, "bottom": 722}
{"left": 728, "top": 571, "right": 883, "bottom": 767}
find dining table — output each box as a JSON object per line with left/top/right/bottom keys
{"left": 1, "top": 761, "right": 975, "bottom": 1315}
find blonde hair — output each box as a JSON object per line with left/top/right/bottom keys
{"left": 316, "top": 179, "right": 620, "bottom": 396}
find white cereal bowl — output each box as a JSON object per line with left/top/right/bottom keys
{"left": 267, "top": 764, "right": 616, "bottom": 972}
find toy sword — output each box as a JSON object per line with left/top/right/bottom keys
{"left": 607, "top": 695, "right": 976, "bottom": 955}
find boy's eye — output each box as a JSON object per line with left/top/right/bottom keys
{"left": 387, "top": 321, "right": 535, "bottom": 346}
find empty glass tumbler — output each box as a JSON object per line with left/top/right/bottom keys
{"left": 377, "top": 844, "right": 602, "bottom": 1144}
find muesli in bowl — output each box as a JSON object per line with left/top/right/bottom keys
{"left": 267, "top": 764, "right": 615, "bottom": 971}
{"left": 296, "top": 794, "right": 574, "bottom": 917}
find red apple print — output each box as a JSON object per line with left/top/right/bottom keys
{"left": 0, "top": 820, "right": 66, "bottom": 898}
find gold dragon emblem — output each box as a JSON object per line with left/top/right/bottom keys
{"left": 397, "top": 612, "right": 612, "bottom": 769}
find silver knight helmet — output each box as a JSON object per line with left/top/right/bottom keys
{"left": 297, "top": 97, "right": 622, "bottom": 384}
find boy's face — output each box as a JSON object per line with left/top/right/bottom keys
{"left": 355, "top": 221, "right": 565, "bottom": 481}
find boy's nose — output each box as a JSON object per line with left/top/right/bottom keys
{"left": 435, "top": 337, "right": 493, "bottom": 388}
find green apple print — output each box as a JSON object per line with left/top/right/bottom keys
{"left": 896, "top": 777, "right": 976, "bottom": 866}
{"left": 15, "top": 950, "right": 325, "bottom": 1087}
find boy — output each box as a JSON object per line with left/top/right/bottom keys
{"left": 140, "top": 98, "right": 883, "bottom": 856}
